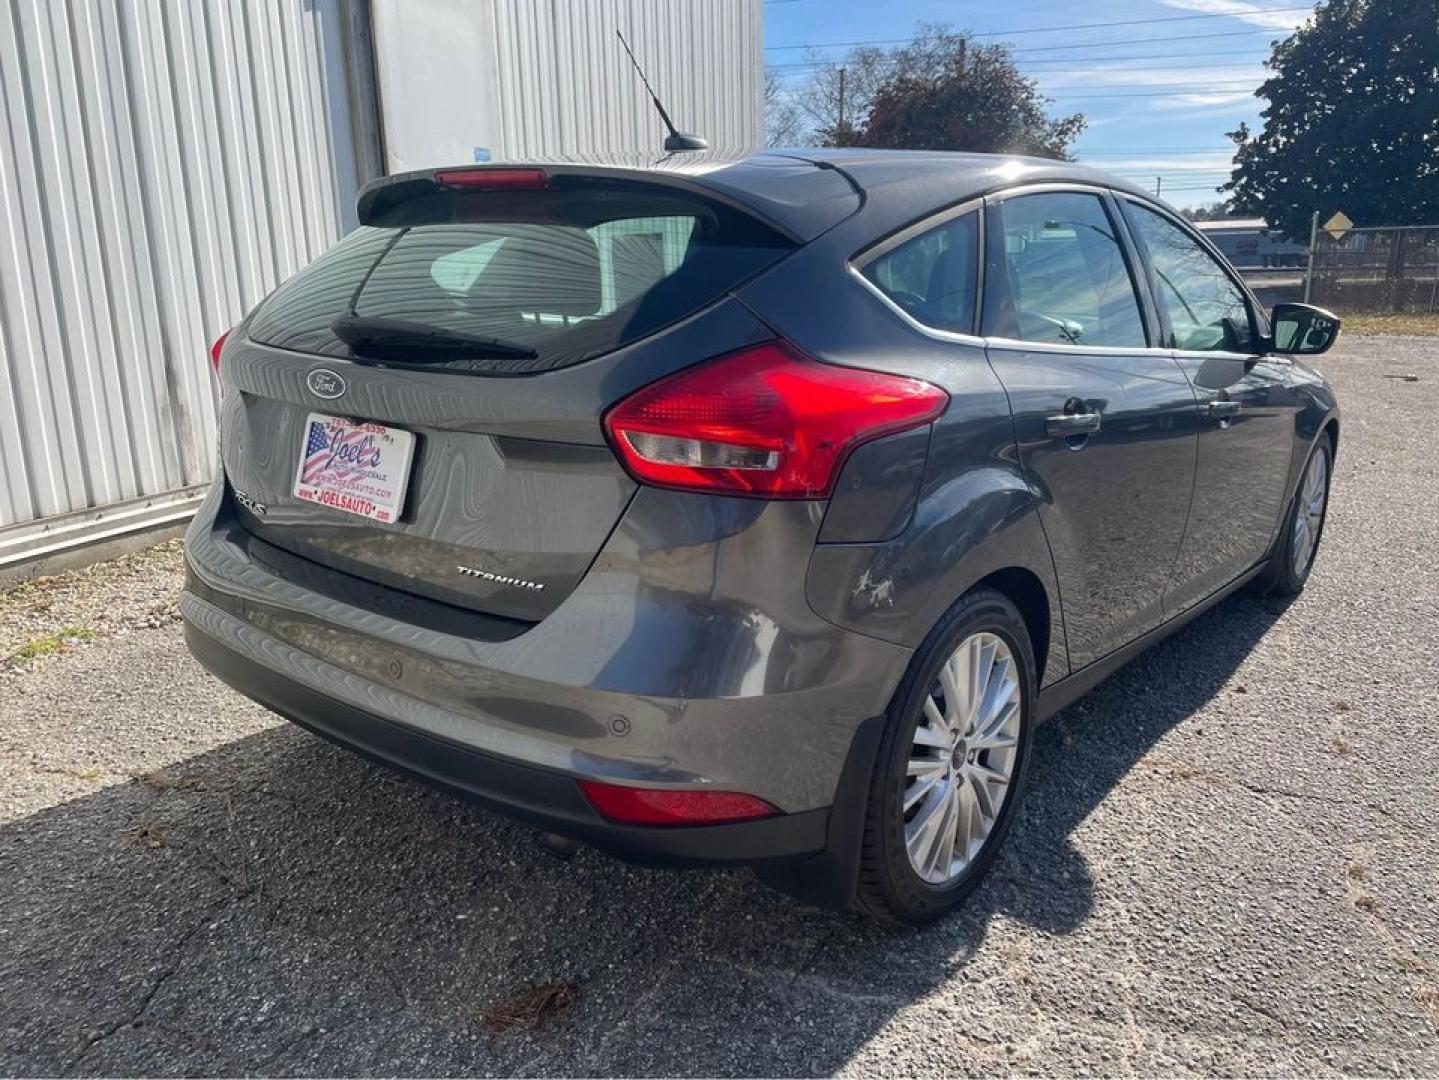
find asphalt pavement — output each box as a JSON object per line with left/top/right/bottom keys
{"left": 2, "top": 335, "right": 1436, "bottom": 1076}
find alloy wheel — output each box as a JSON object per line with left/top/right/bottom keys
{"left": 1291, "top": 447, "right": 1329, "bottom": 578}
{"left": 903, "top": 631, "right": 1022, "bottom": 885}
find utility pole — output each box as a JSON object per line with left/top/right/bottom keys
{"left": 837, "top": 67, "right": 847, "bottom": 144}
{"left": 1303, "top": 209, "right": 1320, "bottom": 303}
{"left": 1154, "top": 175, "right": 1163, "bottom": 198}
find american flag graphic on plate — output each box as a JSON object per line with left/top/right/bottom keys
{"left": 292, "top": 412, "right": 416, "bottom": 524}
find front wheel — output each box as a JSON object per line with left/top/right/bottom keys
{"left": 855, "top": 588, "right": 1036, "bottom": 924}
{"left": 1260, "top": 434, "right": 1333, "bottom": 596}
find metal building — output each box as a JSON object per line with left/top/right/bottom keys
{"left": 0, "top": 0, "right": 763, "bottom": 576}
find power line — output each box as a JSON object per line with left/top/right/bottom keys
{"left": 1016, "top": 48, "right": 1274, "bottom": 66}
{"left": 1076, "top": 148, "right": 1236, "bottom": 154}
{"left": 1015, "top": 27, "right": 1281, "bottom": 55}
{"left": 1051, "top": 81, "right": 1259, "bottom": 91}
{"left": 1050, "top": 87, "right": 1258, "bottom": 99}
{"left": 769, "top": 49, "right": 1275, "bottom": 76}
{"left": 765, "top": 7, "right": 1308, "bottom": 52}
{"left": 1103, "top": 164, "right": 1237, "bottom": 171}
{"left": 768, "top": 27, "right": 1284, "bottom": 69}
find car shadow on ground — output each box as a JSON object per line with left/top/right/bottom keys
{"left": 1, "top": 590, "right": 1290, "bottom": 1077}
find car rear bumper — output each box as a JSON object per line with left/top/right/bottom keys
{"left": 180, "top": 479, "right": 911, "bottom": 873}
{"left": 183, "top": 615, "right": 828, "bottom": 866}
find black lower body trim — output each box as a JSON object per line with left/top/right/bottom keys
{"left": 1036, "top": 562, "right": 1266, "bottom": 721}
{"left": 184, "top": 619, "right": 828, "bottom": 868}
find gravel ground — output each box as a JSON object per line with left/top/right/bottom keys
{"left": 2, "top": 336, "right": 1436, "bottom": 1077}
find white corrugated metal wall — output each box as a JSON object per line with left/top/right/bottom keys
{"left": 0, "top": 0, "right": 762, "bottom": 560}
{"left": 372, "top": 0, "right": 764, "bottom": 174}
{"left": 0, "top": 0, "right": 364, "bottom": 535}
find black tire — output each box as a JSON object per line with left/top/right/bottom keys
{"left": 855, "top": 587, "right": 1037, "bottom": 924}
{"left": 1256, "top": 433, "right": 1333, "bottom": 597}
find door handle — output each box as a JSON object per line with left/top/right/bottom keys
{"left": 1209, "top": 399, "right": 1242, "bottom": 421}
{"left": 1046, "top": 411, "right": 1102, "bottom": 439}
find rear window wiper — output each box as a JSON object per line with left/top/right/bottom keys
{"left": 331, "top": 314, "right": 538, "bottom": 363}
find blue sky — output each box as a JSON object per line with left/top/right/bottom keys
{"left": 764, "top": 0, "right": 1310, "bottom": 208}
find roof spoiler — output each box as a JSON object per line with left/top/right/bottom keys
{"left": 356, "top": 167, "right": 554, "bottom": 226}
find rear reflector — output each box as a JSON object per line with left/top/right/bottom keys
{"left": 209, "top": 329, "right": 231, "bottom": 375}
{"left": 433, "top": 167, "right": 547, "bottom": 190}
{"left": 603, "top": 341, "right": 948, "bottom": 498}
{"left": 579, "top": 780, "right": 779, "bottom": 826}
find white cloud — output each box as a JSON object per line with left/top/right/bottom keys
{"left": 1036, "top": 65, "right": 1264, "bottom": 91}
{"left": 1154, "top": 90, "right": 1257, "bottom": 109}
{"left": 1160, "top": 0, "right": 1307, "bottom": 31}
{"left": 1082, "top": 153, "right": 1236, "bottom": 172}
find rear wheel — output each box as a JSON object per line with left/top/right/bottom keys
{"left": 856, "top": 588, "right": 1036, "bottom": 923}
{"left": 1259, "top": 434, "right": 1333, "bottom": 596}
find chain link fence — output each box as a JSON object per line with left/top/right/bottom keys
{"left": 1307, "top": 225, "right": 1439, "bottom": 313}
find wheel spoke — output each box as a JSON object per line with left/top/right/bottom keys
{"left": 932, "top": 784, "right": 960, "bottom": 876}
{"left": 972, "top": 699, "right": 1019, "bottom": 749}
{"left": 906, "top": 755, "right": 946, "bottom": 779}
{"left": 968, "top": 637, "right": 993, "bottom": 731}
{"left": 952, "top": 778, "right": 974, "bottom": 866}
{"left": 906, "top": 778, "right": 950, "bottom": 871}
{"left": 922, "top": 695, "right": 947, "bottom": 733}
{"left": 904, "top": 772, "right": 941, "bottom": 813}
{"left": 976, "top": 663, "right": 1016, "bottom": 733}
{"left": 938, "top": 657, "right": 965, "bottom": 730}
{"left": 912, "top": 724, "right": 949, "bottom": 750}
{"left": 969, "top": 767, "right": 996, "bottom": 820}
{"left": 971, "top": 760, "right": 1011, "bottom": 791}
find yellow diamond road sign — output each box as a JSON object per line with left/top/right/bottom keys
{"left": 1323, "top": 211, "right": 1353, "bottom": 241}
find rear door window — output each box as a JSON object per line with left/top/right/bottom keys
{"left": 247, "top": 182, "right": 794, "bottom": 375}
{"left": 983, "top": 192, "right": 1147, "bottom": 349}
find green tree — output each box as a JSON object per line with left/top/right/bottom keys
{"left": 1184, "top": 202, "right": 1237, "bottom": 223}
{"left": 854, "top": 25, "right": 1084, "bottom": 158}
{"left": 1225, "top": 0, "right": 1439, "bottom": 238}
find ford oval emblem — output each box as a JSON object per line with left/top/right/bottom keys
{"left": 306, "top": 368, "right": 346, "bottom": 400}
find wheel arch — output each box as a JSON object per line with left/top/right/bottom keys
{"left": 969, "top": 566, "right": 1052, "bottom": 691}
{"left": 807, "top": 477, "right": 1069, "bottom": 688}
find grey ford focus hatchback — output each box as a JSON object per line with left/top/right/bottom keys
{"left": 184, "top": 150, "right": 1339, "bottom": 922}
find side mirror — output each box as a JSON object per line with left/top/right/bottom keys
{"left": 1270, "top": 303, "right": 1340, "bottom": 356}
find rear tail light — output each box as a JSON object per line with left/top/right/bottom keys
{"left": 209, "top": 329, "right": 232, "bottom": 376}
{"left": 603, "top": 341, "right": 948, "bottom": 498}
{"left": 579, "top": 780, "right": 778, "bottom": 826}
{"left": 434, "top": 167, "right": 547, "bottom": 190}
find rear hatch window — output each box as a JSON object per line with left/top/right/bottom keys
{"left": 248, "top": 177, "right": 795, "bottom": 375}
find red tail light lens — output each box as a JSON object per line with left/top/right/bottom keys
{"left": 209, "top": 329, "right": 231, "bottom": 375}
{"left": 603, "top": 342, "right": 948, "bottom": 498}
{"left": 434, "top": 167, "right": 547, "bottom": 190}
{"left": 579, "top": 780, "right": 779, "bottom": 826}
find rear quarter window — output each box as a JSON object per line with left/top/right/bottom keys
{"left": 861, "top": 211, "right": 979, "bottom": 334}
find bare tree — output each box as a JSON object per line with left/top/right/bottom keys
{"left": 793, "top": 46, "right": 890, "bottom": 146}
{"left": 764, "top": 68, "right": 805, "bottom": 147}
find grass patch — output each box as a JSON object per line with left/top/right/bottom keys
{"left": 4, "top": 625, "right": 96, "bottom": 666}
{"left": 136, "top": 767, "right": 202, "bottom": 793}
{"left": 123, "top": 822, "right": 170, "bottom": 849}
{"left": 1337, "top": 311, "right": 1439, "bottom": 337}
{"left": 478, "top": 980, "right": 580, "bottom": 1032}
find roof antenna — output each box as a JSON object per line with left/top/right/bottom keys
{"left": 615, "top": 30, "right": 708, "bottom": 153}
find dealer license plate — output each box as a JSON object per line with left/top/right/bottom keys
{"left": 292, "top": 412, "right": 416, "bottom": 524}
